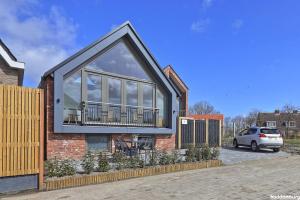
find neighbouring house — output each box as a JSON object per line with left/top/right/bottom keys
{"left": 257, "top": 110, "right": 300, "bottom": 137}
{"left": 40, "top": 21, "right": 186, "bottom": 160}
{"left": 0, "top": 39, "right": 24, "bottom": 86}
{"left": 163, "top": 65, "right": 188, "bottom": 117}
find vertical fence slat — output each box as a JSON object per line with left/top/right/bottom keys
{"left": 0, "top": 85, "right": 3, "bottom": 177}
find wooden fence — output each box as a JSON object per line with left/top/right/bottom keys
{"left": 0, "top": 85, "right": 44, "bottom": 189}
{"left": 177, "top": 117, "right": 222, "bottom": 148}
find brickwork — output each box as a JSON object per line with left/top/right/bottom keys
{"left": 155, "top": 134, "right": 176, "bottom": 152}
{"left": 0, "top": 58, "right": 20, "bottom": 85}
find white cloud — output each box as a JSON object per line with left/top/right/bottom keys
{"left": 202, "top": 0, "right": 213, "bottom": 9}
{"left": 232, "top": 19, "right": 244, "bottom": 30}
{"left": 0, "top": 0, "right": 79, "bottom": 86}
{"left": 190, "top": 19, "right": 210, "bottom": 33}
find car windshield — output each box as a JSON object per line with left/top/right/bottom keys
{"left": 260, "top": 128, "right": 279, "bottom": 134}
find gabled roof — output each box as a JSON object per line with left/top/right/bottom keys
{"left": 0, "top": 39, "right": 25, "bottom": 70}
{"left": 42, "top": 21, "right": 180, "bottom": 96}
{"left": 163, "top": 65, "right": 188, "bottom": 92}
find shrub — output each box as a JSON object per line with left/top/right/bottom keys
{"left": 81, "top": 151, "right": 95, "bottom": 174}
{"left": 112, "top": 151, "right": 127, "bottom": 170}
{"left": 128, "top": 155, "right": 144, "bottom": 168}
{"left": 171, "top": 150, "right": 181, "bottom": 164}
{"left": 149, "top": 149, "right": 159, "bottom": 166}
{"left": 211, "top": 147, "right": 220, "bottom": 160}
{"left": 186, "top": 145, "right": 197, "bottom": 162}
{"left": 97, "top": 152, "right": 110, "bottom": 172}
{"left": 158, "top": 151, "right": 173, "bottom": 165}
{"left": 201, "top": 144, "right": 211, "bottom": 160}
{"left": 45, "top": 157, "right": 76, "bottom": 177}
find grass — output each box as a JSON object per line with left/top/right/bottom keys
{"left": 284, "top": 138, "right": 300, "bottom": 147}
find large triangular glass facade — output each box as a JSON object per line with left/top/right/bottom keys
{"left": 86, "top": 39, "right": 151, "bottom": 80}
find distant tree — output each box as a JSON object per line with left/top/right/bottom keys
{"left": 189, "top": 101, "right": 219, "bottom": 115}
{"left": 232, "top": 115, "right": 246, "bottom": 133}
{"left": 245, "top": 109, "right": 260, "bottom": 127}
{"left": 281, "top": 104, "right": 299, "bottom": 138}
{"left": 224, "top": 116, "right": 233, "bottom": 136}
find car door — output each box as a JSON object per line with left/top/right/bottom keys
{"left": 236, "top": 129, "right": 248, "bottom": 145}
{"left": 244, "top": 128, "right": 257, "bottom": 146}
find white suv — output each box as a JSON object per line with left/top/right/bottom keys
{"left": 233, "top": 127, "right": 283, "bottom": 152}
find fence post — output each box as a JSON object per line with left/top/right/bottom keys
{"left": 193, "top": 120, "right": 196, "bottom": 147}
{"left": 178, "top": 117, "right": 182, "bottom": 149}
{"left": 205, "top": 119, "right": 209, "bottom": 145}
{"left": 39, "top": 89, "right": 44, "bottom": 190}
{"left": 219, "top": 120, "right": 222, "bottom": 147}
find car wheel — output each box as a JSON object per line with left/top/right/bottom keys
{"left": 251, "top": 141, "right": 259, "bottom": 152}
{"left": 233, "top": 139, "right": 239, "bottom": 148}
{"left": 273, "top": 148, "right": 280, "bottom": 152}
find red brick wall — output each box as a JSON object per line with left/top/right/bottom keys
{"left": 155, "top": 134, "right": 176, "bottom": 152}
{"left": 43, "top": 76, "right": 86, "bottom": 160}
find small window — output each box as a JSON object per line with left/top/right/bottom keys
{"left": 248, "top": 128, "right": 257, "bottom": 135}
{"left": 86, "top": 135, "right": 110, "bottom": 152}
{"left": 288, "top": 121, "right": 296, "bottom": 127}
{"left": 266, "top": 121, "right": 276, "bottom": 128}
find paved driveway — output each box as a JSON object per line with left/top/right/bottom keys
{"left": 3, "top": 156, "right": 300, "bottom": 200}
{"left": 220, "top": 147, "right": 289, "bottom": 165}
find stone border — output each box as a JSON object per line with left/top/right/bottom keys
{"left": 44, "top": 160, "right": 221, "bottom": 191}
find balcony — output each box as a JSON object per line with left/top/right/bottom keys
{"left": 64, "top": 102, "right": 159, "bottom": 127}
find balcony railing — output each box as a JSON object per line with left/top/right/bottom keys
{"left": 63, "top": 101, "right": 159, "bottom": 127}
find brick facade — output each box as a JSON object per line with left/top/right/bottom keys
{"left": 155, "top": 134, "right": 176, "bottom": 152}
{"left": 0, "top": 58, "right": 21, "bottom": 85}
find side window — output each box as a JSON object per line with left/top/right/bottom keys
{"left": 239, "top": 129, "right": 248, "bottom": 136}
{"left": 247, "top": 128, "right": 257, "bottom": 135}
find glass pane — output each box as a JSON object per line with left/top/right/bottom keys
{"left": 157, "top": 88, "right": 168, "bottom": 127}
{"left": 63, "top": 71, "right": 81, "bottom": 123}
{"left": 86, "top": 39, "right": 151, "bottom": 80}
{"left": 87, "top": 74, "right": 101, "bottom": 102}
{"left": 143, "top": 84, "right": 153, "bottom": 108}
{"left": 126, "top": 81, "right": 138, "bottom": 106}
{"left": 108, "top": 78, "right": 121, "bottom": 104}
{"left": 87, "top": 135, "right": 109, "bottom": 151}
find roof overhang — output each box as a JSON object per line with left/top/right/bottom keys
{"left": 0, "top": 45, "right": 25, "bottom": 70}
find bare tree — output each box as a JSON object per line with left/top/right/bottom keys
{"left": 189, "top": 101, "right": 219, "bottom": 115}
{"left": 245, "top": 109, "right": 260, "bottom": 127}
{"left": 232, "top": 115, "right": 246, "bottom": 133}
{"left": 281, "top": 104, "right": 299, "bottom": 138}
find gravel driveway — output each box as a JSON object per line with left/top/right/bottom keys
{"left": 220, "top": 147, "right": 290, "bottom": 165}
{"left": 4, "top": 156, "right": 299, "bottom": 200}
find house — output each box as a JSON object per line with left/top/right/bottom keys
{"left": 163, "top": 65, "right": 188, "bottom": 116}
{"left": 40, "top": 21, "right": 185, "bottom": 160}
{"left": 257, "top": 110, "right": 300, "bottom": 137}
{"left": 0, "top": 39, "right": 25, "bottom": 85}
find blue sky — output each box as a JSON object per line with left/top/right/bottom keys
{"left": 0, "top": 0, "right": 299, "bottom": 117}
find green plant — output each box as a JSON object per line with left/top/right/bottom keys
{"left": 149, "top": 149, "right": 159, "bottom": 166}
{"left": 171, "top": 150, "right": 181, "bottom": 164}
{"left": 81, "top": 151, "right": 95, "bottom": 174}
{"left": 97, "top": 152, "right": 110, "bottom": 172}
{"left": 45, "top": 157, "right": 76, "bottom": 177}
{"left": 211, "top": 147, "right": 220, "bottom": 160}
{"left": 158, "top": 150, "right": 172, "bottom": 165}
{"left": 201, "top": 144, "right": 211, "bottom": 160}
{"left": 128, "top": 155, "right": 144, "bottom": 168}
{"left": 186, "top": 145, "right": 197, "bottom": 162}
{"left": 112, "top": 151, "right": 127, "bottom": 170}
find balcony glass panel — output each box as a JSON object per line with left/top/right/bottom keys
{"left": 63, "top": 71, "right": 82, "bottom": 124}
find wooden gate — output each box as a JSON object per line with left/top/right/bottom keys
{"left": 177, "top": 117, "right": 222, "bottom": 148}
{"left": 0, "top": 85, "right": 44, "bottom": 192}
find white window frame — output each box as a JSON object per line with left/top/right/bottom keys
{"left": 266, "top": 121, "right": 277, "bottom": 128}
{"left": 287, "top": 121, "right": 296, "bottom": 128}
